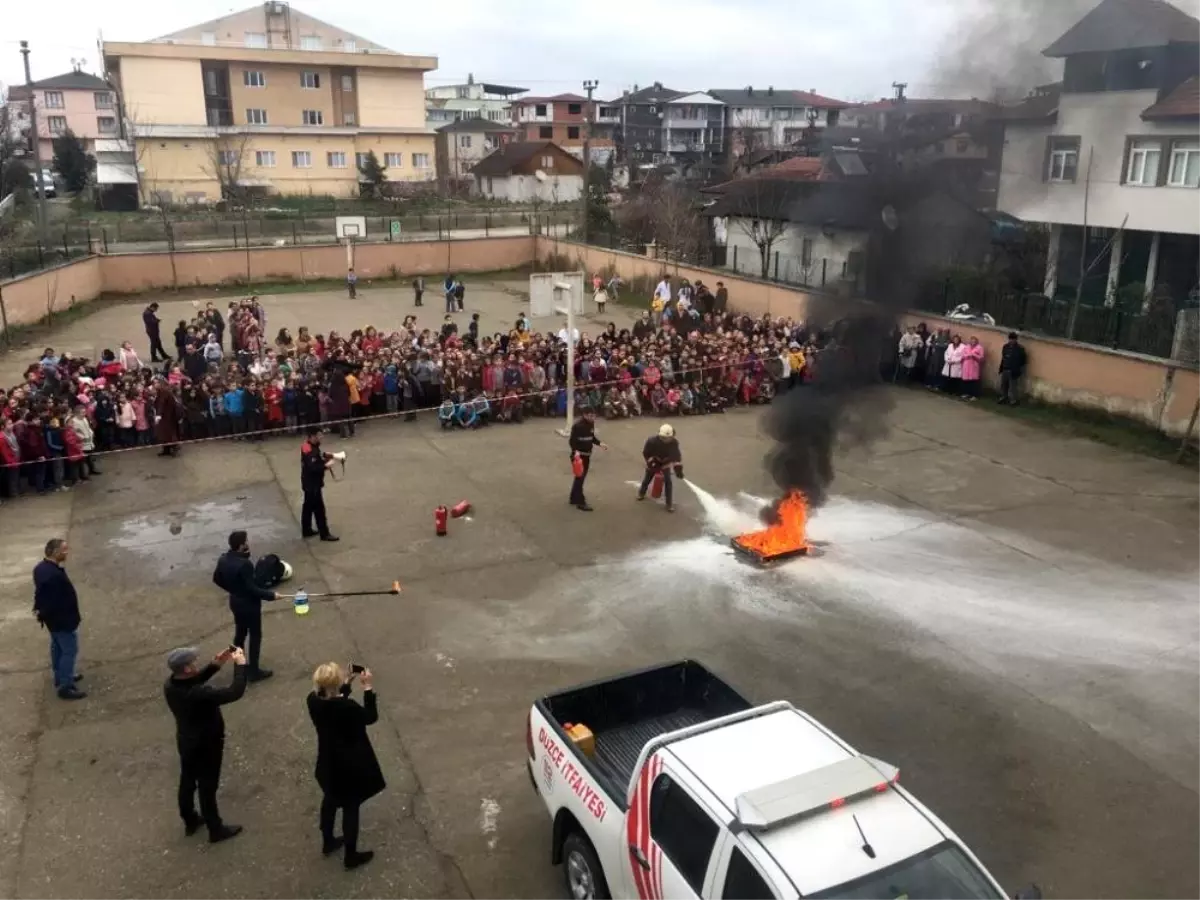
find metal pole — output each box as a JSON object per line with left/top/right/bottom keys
{"left": 554, "top": 283, "right": 576, "bottom": 439}
{"left": 581, "top": 79, "right": 597, "bottom": 247}
{"left": 20, "top": 41, "right": 49, "bottom": 245}
{"left": 0, "top": 283, "right": 10, "bottom": 347}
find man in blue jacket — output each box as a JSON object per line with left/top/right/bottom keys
{"left": 32, "top": 538, "right": 85, "bottom": 700}
{"left": 212, "top": 531, "right": 278, "bottom": 682}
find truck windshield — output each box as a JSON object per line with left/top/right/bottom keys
{"left": 809, "top": 841, "right": 1002, "bottom": 900}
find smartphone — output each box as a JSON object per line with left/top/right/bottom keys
{"left": 227, "top": 644, "right": 239, "bottom": 655}
{"left": 350, "top": 663, "right": 366, "bottom": 675}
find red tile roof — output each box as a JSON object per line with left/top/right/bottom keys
{"left": 1142, "top": 76, "right": 1200, "bottom": 120}
{"left": 512, "top": 93, "right": 589, "bottom": 104}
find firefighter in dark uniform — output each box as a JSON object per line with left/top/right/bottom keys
{"left": 568, "top": 407, "right": 607, "bottom": 511}
{"left": 301, "top": 429, "right": 340, "bottom": 541}
{"left": 637, "top": 422, "right": 684, "bottom": 513}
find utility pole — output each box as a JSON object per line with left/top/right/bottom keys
{"left": 581, "top": 79, "right": 598, "bottom": 246}
{"left": 20, "top": 41, "right": 49, "bottom": 243}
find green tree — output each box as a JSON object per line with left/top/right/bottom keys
{"left": 1, "top": 158, "right": 33, "bottom": 197}
{"left": 51, "top": 129, "right": 96, "bottom": 193}
{"left": 357, "top": 149, "right": 387, "bottom": 198}
{"left": 586, "top": 176, "right": 613, "bottom": 235}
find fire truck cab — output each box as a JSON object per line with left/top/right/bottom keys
{"left": 528, "top": 661, "right": 1028, "bottom": 900}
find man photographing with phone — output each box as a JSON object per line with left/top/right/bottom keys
{"left": 213, "top": 530, "right": 277, "bottom": 682}
{"left": 163, "top": 644, "right": 248, "bottom": 843}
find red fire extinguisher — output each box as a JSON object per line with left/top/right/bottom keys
{"left": 450, "top": 500, "right": 472, "bottom": 518}
{"left": 571, "top": 452, "right": 585, "bottom": 478}
{"left": 650, "top": 470, "right": 664, "bottom": 499}
{"left": 434, "top": 505, "right": 449, "bottom": 536}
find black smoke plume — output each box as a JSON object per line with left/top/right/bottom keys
{"left": 759, "top": 173, "right": 941, "bottom": 517}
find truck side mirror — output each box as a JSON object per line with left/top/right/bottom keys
{"left": 1014, "top": 885, "right": 1042, "bottom": 900}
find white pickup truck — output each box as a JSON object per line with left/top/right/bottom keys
{"left": 527, "top": 660, "right": 1039, "bottom": 900}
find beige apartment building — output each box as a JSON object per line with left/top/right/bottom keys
{"left": 101, "top": 3, "right": 437, "bottom": 203}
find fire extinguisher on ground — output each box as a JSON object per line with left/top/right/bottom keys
{"left": 434, "top": 505, "right": 449, "bottom": 536}
{"left": 571, "top": 452, "right": 585, "bottom": 478}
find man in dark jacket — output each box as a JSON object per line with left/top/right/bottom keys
{"left": 164, "top": 645, "right": 247, "bottom": 843}
{"left": 300, "top": 429, "right": 339, "bottom": 541}
{"left": 998, "top": 332, "right": 1028, "bottom": 405}
{"left": 714, "top": 281, "right": 729, "bottom": 314}
{"left": 143, "top": 302, "right": 169, "bottom": 362}
{"left": 213, "top": 530, "right": 277, "bottom": 681}
{"left": 568, "top": 407, "right": 606, "bottom": 511}
{"left": 204, "top": 302, "right": 225, "bottom": 348}
{"left": 32, "top": 538, "right": 85, "bottom": 700}
{"left": 637, "top": 423, "right": 684, "bottom": 513}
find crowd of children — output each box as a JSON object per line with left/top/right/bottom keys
{"left": 1, "top": 292, "right": 837, "bottom": 504}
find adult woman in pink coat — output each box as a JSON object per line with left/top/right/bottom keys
{"left": 940, "top": 335, "right": 965, "bottom": 395}
{"left": 960, "top": 336, "right": 985, "bottom": 400}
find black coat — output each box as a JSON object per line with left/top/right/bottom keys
{"left": 32, "top": 559, "right": 81, "bottom": 632}
{"left": 307, "top": 690, "right": 386, "bottom": 805}
{"left": 164, "top": 663, "right": 247, "bottom": 758}
{"left": 1000, "top": 341, "right": 1028, "bottom": 375}
{"left": 213, "top": 550, "right": 275, "bottom": 615}
{"left": 300, "top": 441, "right": 327, "bottom": 493}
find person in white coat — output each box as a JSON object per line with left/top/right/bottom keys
{"left": 940, "top": 335, "right": 965, "bottom": 395}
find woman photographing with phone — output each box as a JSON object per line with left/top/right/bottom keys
{"left": 307, "top": 662, "right": 386, "bottom": 870}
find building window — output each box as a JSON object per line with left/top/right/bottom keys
{"left": 47, "top": 116, "right": 67, "bottom": 134}
{"left": 355, "top": 152, "right": 369, "bottom": 169}
{"left": 327, "top": 151, "right": 347, "bottom": 168}
{"left": 246, "top": 108, "right": 268, "bottom": 125}
{"left": 302, "top": 109, "right": 324, "bottom": 125}
{"left": 218, "top": 150, "right": 240, "bottom": 166}
{"left": 300, "top": 36, "right": 322, "bottom": 50}
{"left": 1125, "top": 138, "right": 1162, "bottom": 186}
{"left": 413, "top": 153, "right": 430, "bottom": 168}
{"left": 243, "top": 70, "right": 266, "bottom": 88}
{"left": 568, "top": 103, "right": 582, "bottom": 115}
{"left": 201, "top": 31, "right": 217, "bottom": 45}
{"left": 343, "top": 112, "right": 356, "bottom": 125}
{"left": 1167, "top": 139, "right": 1199, "bottom": 188}
{"left": 44, "top": 91, "right": 65, "bottom": 109}
{"left": 343, "top": 40, "right": 356, "bottom": 52}
{"left": 341, "top": 74, "right": 354, "bottom": 92}
{"left": 255, "top": 150, "right": 276, "bottom": 167}
{"left": 97, "top": 116, "right": 118, "bottom": 134}
{"left": 1046, "top": 136, "right": 1080, "bottom": 183}
{"left": 94, "top": 91, "right": 114, "bottom": 110}
{"left": 301, "top": 71, "right": 321, "bottom": 89}
{"left": 800, "top": 238, "right": 813, "bottom": 267}
{"left": 384, "top": 152, "right": 403, "bottom": 167}
{"left": 459, "top": 135, "right": 472, "bottom": 148}
{"left": 539, "top": 125, "right": 553, "bottom": 139}
{"left": 244, "top": 32, "right": 267, "bottom": 48}
{"left": 542, "top": 155, "right": 554, "bottom": 168}
{"left": 956, "top": 138, "right": 970, "bottom": 153}
{"left": 567, "top": 126, "right": 580, "bottom": 139}
{"left": 535, "top": 103, "right": 547, "bottom": 117}
{"left": 291, "top": 150, "right": 312, "bottom": 168}
{"left": 649, "top": 775, "right": 719, "bottom": 895}
{"left": 486, "top": 176, "right": 494, "bottom": 193}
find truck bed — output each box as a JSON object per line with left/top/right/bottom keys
{"left": 539, "top": 660, "right": 751, "bottom": 803}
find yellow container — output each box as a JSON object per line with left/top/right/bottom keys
{"left": 564, "top": 722, "right": 595, "bottom": 757}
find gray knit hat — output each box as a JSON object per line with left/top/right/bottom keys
{"left": 167, "top": 647, "right": 199, "bottom": 674}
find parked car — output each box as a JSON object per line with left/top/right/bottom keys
{"left": 527, "top": 660, "right": 1039, "bottom": 899}
{"left": 34, "top": 169, "right": 57, "bottom": 199}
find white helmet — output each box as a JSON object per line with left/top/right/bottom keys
{"left": 658, "top": 423, "right": 675, "bottom": 439}
{"left": 280, "top": 559, "right": 294, "bottom": 581}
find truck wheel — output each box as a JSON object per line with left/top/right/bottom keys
{"left": 563, "top": 832, "right": 610, "bottom": 900}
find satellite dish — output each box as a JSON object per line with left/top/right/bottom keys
{"left": 534, "top": 169, "right": 547, "bottom": 182}
{"left": 881, "top": 205, "right": 899, "bottom": 231}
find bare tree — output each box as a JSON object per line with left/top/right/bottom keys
{"left": 616, "top": 177, "right": 708, "bottom": 263}
{"left": 200, "top": 132, "right": 252, "bottom": 203}
{"left": 728, "top": 177, "right": 790, "bottom": 278}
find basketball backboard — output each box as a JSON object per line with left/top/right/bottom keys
{"left": 334, "top": 215, "right": 367, "bottom": 240}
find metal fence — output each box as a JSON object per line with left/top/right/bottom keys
{"left": 1, "top": 207, "right": 579, "bottom": 282}
{"left": 921, "top": 277, "right": 1182, "bottom": 359}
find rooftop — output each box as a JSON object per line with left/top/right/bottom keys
{"left": 512, "top": 93, "right": 590, "bottom": 104}
{"left": 1042, "top": 0, "right": 1200, "bottom": 57}
{"left": 470, "top": 140, "right": 582, "bottom": 177}
{"left": 706, "top": 178, "right": 880, "bottom": 230}
{"left": 708, "top": 88, "right": 849, "bottom": 109}
{"left": 669, "top": 709, "right": 946, "bottom": 897}
{"left": 21, "top": 70, "right": 111, "bottom": 91}
{"left": 1142, "top": 75, "right": 1200, "bottom": 119}
{"left": 436, "top": 118, "right": 518, "bottom": 133}
{"left": 623, "top": 83, "right": 687, "bottom": 104}
{"left": 1000, "top": 83, "right": 1062, "bottom": 123}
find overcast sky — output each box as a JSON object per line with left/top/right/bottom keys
{"left": 2, "top": 0, "right": 1197, "bottom": 104}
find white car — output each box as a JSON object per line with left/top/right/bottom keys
{"left": 528, "top": 661, "right": 1039, "bottom": 899}
{"left": 34, "top": 169, "right": 57, "bottom": 199}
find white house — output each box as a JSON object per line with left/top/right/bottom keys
{"left": 996, "top": 0, "right": 1199, "bottom": 310}
{"left": 470, "top": 140, "right": 584, "bottom": 203}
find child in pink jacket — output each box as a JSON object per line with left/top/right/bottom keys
{"left": 960, "top": 337, "right": 985, "bottom": 400}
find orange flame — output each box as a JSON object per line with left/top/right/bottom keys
{"left": 733, "top": 492, "right": 809, "bottom": 559}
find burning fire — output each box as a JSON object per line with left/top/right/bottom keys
{"left": 733, "top": 492, "right": 809, "bottom": 561}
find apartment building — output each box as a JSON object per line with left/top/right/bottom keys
{"left": 613, "top": 82, "right": 686, "bottom": 167}
{"left": 6, "top": 69, "right": 118, "bottom": 160}
{"left": 996, "top": 0, "right": 1199, "bottom": 310}
{"left": 425, "top": 75, "right": 526, "bottom": 129}
{"left": 509, "top": 94, "right": 615, "bottom": 162}
{"left": 101, "top": 3, "right": 437, "bottom": 203}
{"left": 434, "top": 118, "right": 516, "bottom": 184}
{"left": 663, "top": 92, "right": 726, "bottom": 161}
{"left": 709, "top": 87, "right": 849, "bottom": 157}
